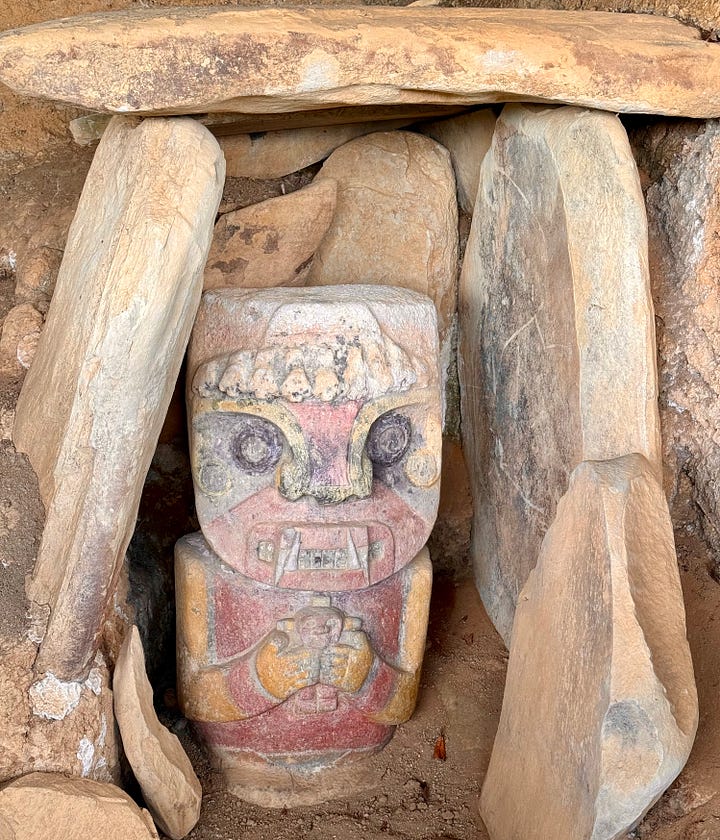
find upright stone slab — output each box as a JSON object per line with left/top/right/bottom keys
{"left": 459, "top": 104, "right": 660, "bottom": 643}
{"left": 480, "top": 455, "right": 698, "bottom": 840}
{"left": 307, "top": 131, "right": 458, "bottom": 347}
{"left": 13, "top": 116, "right": 225, "bottom": 681}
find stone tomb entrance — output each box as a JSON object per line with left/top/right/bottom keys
{"left": 0, "top": 6, "right": 719, "bottom": 840}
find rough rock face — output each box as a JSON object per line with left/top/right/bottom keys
{"left": 204, "top": 179, "right": 337, "bottom": 291}
{"left": 12, "top": 116, "right": 225, "bottom": 681}
{"left": 480, "top": 455, "right": 698, "bottom": 840}
{"left": 0, "top": 9, "right": 718, "bottom": 118}
{"left": 0, "top": 772, "right": 159, "bottom": 839}
{"left": 308, "top": 131, "right": 458, "bottom": 346}
{"left": 419, "top": 110, "right": 497, "bottom": 214}
{"left": 0, "top": 640, "right": 118, "bottom": 785}
{"left": 459, "top": 104, "right": 660, "bottom": 643}
{"left": 629, "top": 119, "right": 720, "bottom": 565}
{"left": 114, "top": 627, "right": 201, "bottom": 840}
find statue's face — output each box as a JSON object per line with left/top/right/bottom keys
{"left": 188, "top": 287, "right": 442, "bottom": 591}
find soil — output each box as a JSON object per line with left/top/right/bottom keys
{"left": 2, "top": 2, "right": 720, "bottom": 838}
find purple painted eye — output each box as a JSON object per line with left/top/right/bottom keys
{"left": 231, "top": 417, "right": 283, "bottom": 474}
{"left": 366, "top": 412, "right": 411, "bottom": 467}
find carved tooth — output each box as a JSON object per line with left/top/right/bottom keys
{"left": 347, "top": 529, "right": 370, "bottom": 584}
{"left": 275, "top": 529, "right": 301, "bottom": 583}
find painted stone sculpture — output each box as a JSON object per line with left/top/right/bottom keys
{"left": 176, "top": 286, "right": 442, "bottom": 805}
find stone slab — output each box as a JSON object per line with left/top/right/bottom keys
{"left": 114, "top": 627, "right": 201, "bottom": 840}
{"left": 419, "top": 109, "right": 496, "bottom": 214}
{"left": 0, "top": 773, "right": 158, "bottom": 840}
{"left": 459, "top": 104, "right": 661, "bottom": 643}
{"left": 204, "top": 179, "right": 337, "bottom": 291}
{"left": 480, "top": 455, "right": 697, "bottom": 840}
{"left": 0, "top": 9, "right": 719, "bottom": 118}
{"left": 13, "top": 115, "right": 225, "bottom": 681}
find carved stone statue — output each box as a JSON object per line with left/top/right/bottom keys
{"left": 175, "top": 286, "right": 442, "bottom": 805}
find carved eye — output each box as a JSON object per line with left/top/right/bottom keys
{"left": 366, "top": 412, "right": 411, "bottom": 467}
{"left": 231, "top": 417, "right": 283, "bottom": 474}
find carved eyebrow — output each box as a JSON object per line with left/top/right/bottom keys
{"left": 347, "top": 389, "right": 435, "bottom": 484}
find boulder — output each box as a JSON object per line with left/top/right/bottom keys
{"left": 0, "top": 9, "right": 718, "bottom": 118}
{"left": 459, "top": 104, "right": 660, "bottom": 643}
{"left": 204, "top": 179, "right": 336, "bottom": 291}
{"left": 0, "top": 305, "right": 42, "bottom": 376}
{"left": 307, "top": 131, "right": 458, "bottom": 347}
{"left": 13, "top": 116, "right": 225, "bottom": 681}
{"left": 114, "top": 627, "right": 201, "bottom": 840}
{"left": 0, "top": 773, "right": 158, "bottom": 840}
{"left": 418, "top": 110, "right": 496, "bottom": 213}
{"left": 480, "top": 455, "right": 698, "bottom": 840}
{"left": 14, "top": 246, "right": 61, "bottom": 312}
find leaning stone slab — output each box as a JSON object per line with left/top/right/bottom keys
{"left": 308, "top": 131, "right": 458, "bottom": 345}
{"left": 418, "top": 110, "right": 496, "bottom": 214}
{"left": 0, "top": 9, "right": 719, "bottom": 118}
{"left": 459, "top": 104, "right": 661, "bottom": 643}
{"left": 219, "top": 120, "right": 415, "bottom": 179}
{"left": 0, "top": 772, "right": 159, "bottom": 840}
{"left": 13, "top": 116, "right": 225, "bottom": 681}
{"left": 204, "top": 179, "right": 337, "bottom": 291}
{"left": 480, "top": 455, "right": 698, "bottom": 840}
{"left": 114, "top": 627, "right": 201, "bottom": 840}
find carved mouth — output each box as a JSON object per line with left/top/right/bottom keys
{"left": 252, "top": 524, "right": 386, "bottom": 584}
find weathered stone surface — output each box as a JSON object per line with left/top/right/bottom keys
{"left": 0, "top": 304, "right": 42, "bottom": 376}
{"left": 204, "top": 179, "right": 336, "bottom": 291}
{"left": 308, "top": 131, "right": 458, "bottom": 346}
{"left": 0, "top": 772, "right": 159, "bottom": 839}
{"left": 178, "top": 286, "right": 441, "bottom": 804}
{"left": 0, "top": 641, "right": 118, "bottom": 784}
{"left": 0, "top": 9, "right": 718, "bottom": 118}
{"left": 419, "top": 110, "right": 496, "bottom": 214}
{"left": 114, "top": 626, "right": 201, "bottom": 840}
{"left": 14, "top": 246, "right": 61, "bottom": 312}
{"left": 219, "top": 120, "right": 415, "bottom": 179}
{"left": 630, "top": 119, "right": 720, "bottom": 565}
{"left": 459, "top": 104, "right": 660, "bottom": 643}
{"left": 480, "top": 455, "right": 698, "bottom": 840}
{"left": 12, "top": 116, "right": 225, "bottom": 681}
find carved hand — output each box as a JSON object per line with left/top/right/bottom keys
{"left": 255, "top": 630, "right": 320, "bottom": 701}
{"left": 320, "top": 630, "right": 374, "bottom": 694}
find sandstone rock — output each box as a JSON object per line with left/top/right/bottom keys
{"left": 0, "top": 304, "right": 42, "bottom": 375}
{"left": 629, "top": 119, "right": 720, "bottom": 563}
{"left": 114, "top": 626, "right": 201, "bottom": 840}
{"left": 204, "top": 179, "right": 336, "bottom": 291}
{"left": 459, "top": 104, "right": 660, "bottom": 643}
{"left": 12, "top": 116, "right": 225, "bottom": 681}
{"left": 14, "top": 246, "right": 61, "bottom": 311}
{"left": 0, "top": 640, "right": 118, "bottom": 785}
{"left": 0, "top": 773, "right": 158, "bottom": 840}
{"left": 480, "top": 455, "right": 698, "bottom": 840}
{"left": 0, "top": 9, "right": 718, "bottom": 118}
{"left": 308, "top": 131, "right": 458, "bottom": 346}
{"left": 219, "top": 120, "right": 416, "bottom": 179}
{"left": 419, "top": 110, "right": 496, "bottom": 213}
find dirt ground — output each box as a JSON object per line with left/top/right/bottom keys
{"left": 2, "top": 1, "right": 720, "bottom": 836}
